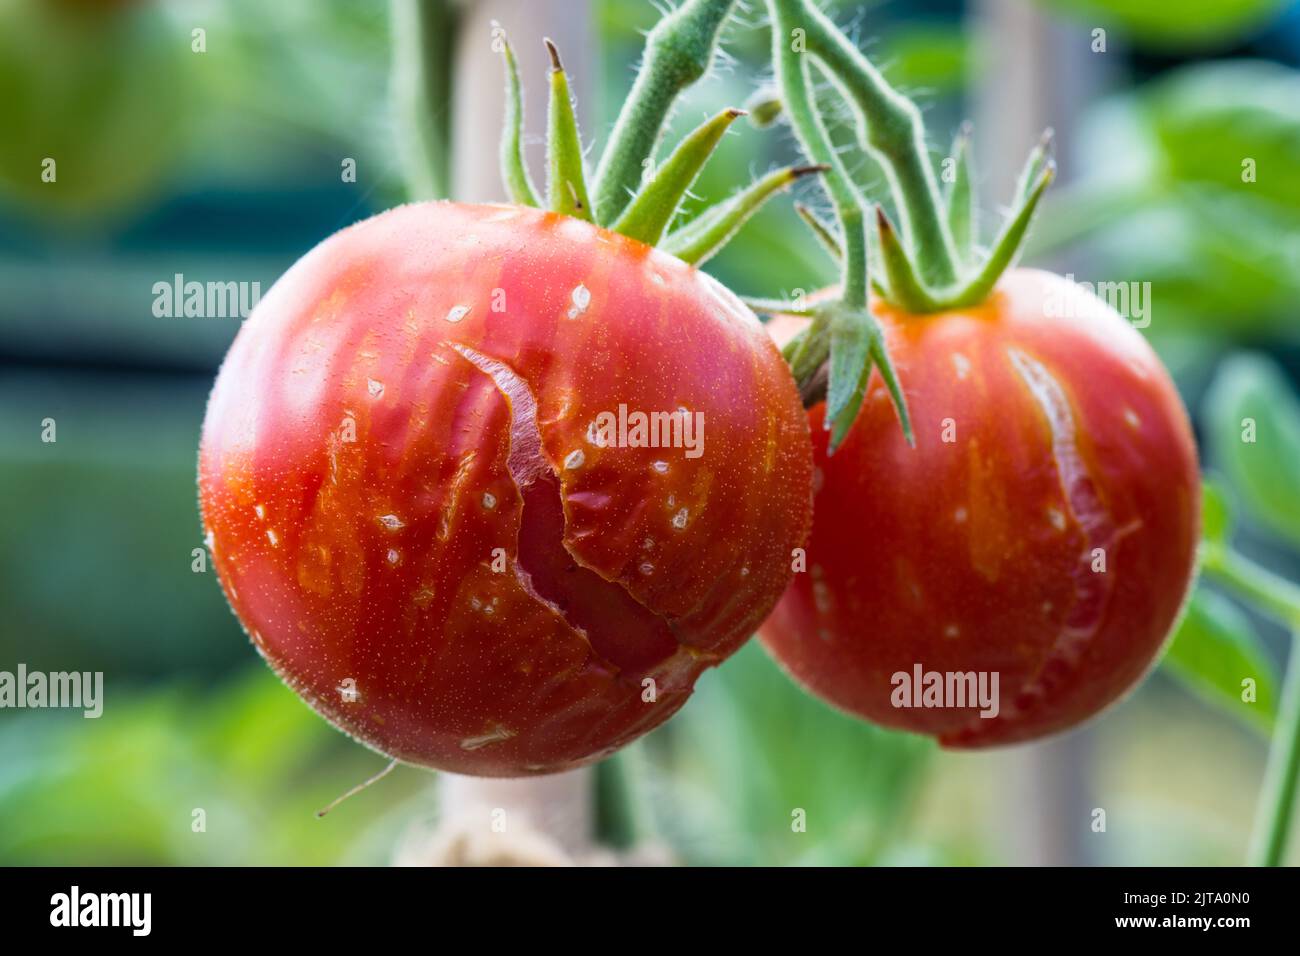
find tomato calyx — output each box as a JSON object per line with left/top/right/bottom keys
{"left": 493, "top": 0, "right": 822, "bottom": 266}
{"left": 752, "top": 0, "right": 1059, "bottom": 449}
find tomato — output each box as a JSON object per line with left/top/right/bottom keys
{"left": 199, "top": 201, "right": 812, "bottom": 775}
{"left": 0, "top": 0, "right": 191, "bottom": 218}
{"left": 760, "top": 269, "right": 1199, "bottom": 747}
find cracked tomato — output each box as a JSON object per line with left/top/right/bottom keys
{"left": 199, "top": 201, "right": 812, "bottom": 776}
{"left": 760, "top": 269, "right": 1199, "bottom": 747}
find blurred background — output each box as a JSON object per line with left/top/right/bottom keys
{"left": 2, "top": 0, "right": 1299, "bottom": 865}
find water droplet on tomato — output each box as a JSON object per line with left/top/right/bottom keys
{"left": 564, "top": 449, "right": 585, "bottom": 470}
{"left": 446, "top": 305, "right": 471, "bottom": 323}
{"left": 367, "top": 379, "right": 385, "bottom": 398}
{"left": 672, "top": 507, "right": 689, "bottom": 530}
{"left": 651, "top": 460, "right": 668, "bottom": 474}
{"left": 482, "top": 492, "right": 497, "bottom": 510}
{"left": 378, "top": 514, "right": 405, "bottom": 531}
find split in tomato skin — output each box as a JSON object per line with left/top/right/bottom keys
{"left": 199, "top": 201, "right": 812, "bottom": 776}
{"left": 760, "top": 269, "right": 1200, "bottom": 748}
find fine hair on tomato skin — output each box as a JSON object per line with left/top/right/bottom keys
{"left": 758, "top": 269, "right": 1201, "bottom": 748}
{"left": 199, "top": 201, "right": 813, "bottom": 776}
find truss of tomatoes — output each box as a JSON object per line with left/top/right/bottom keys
{"left": 200, "top": 8, "right": 1201, "bottom": 777}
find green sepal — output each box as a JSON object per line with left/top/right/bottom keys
{"left": 662, "top": 164, "right": 826, "bottom": 264}
{"left": 947, "top": 160, "right": 1054, "bottom": 308}
{"left": 824, "top": 304, "right": 913, "bottom": 453}
{"left": 876, "top": 206, "right": 940, "bottom": 312}
{"left": 743, "top": 296, "right": 818, "bottom": 317}
{"left": 794, "top": 202, "right": 843, "bottom": 264}
{"left": 545, "top": 39, "right": 593, "bottom": 221}
{"left": 1015, "top": 128, "right": 1054, "bottom": 206}
{"left": 944, "top": 122, "right": 975, "bottom": 265}
{"left": 611, "top": 108, "right": 746, "bottom": 247}
{"left": 498, "top": 29, "right": 540, "bottom": 207}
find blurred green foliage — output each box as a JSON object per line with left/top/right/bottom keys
{"left": 0, "top": 0, "right": 193, "bottom": 217}
{"left": 1037, "top": 0, "right": 1290, "bottom": 48}
{"left": 1164, "top": 589, "right": 1278, "bottom": 735}
{"left": 1, "top": 0, "right": 1298, "bottom": 867}
{"left": 651, "top": 642, "right": 934, "bottom": 866}
{"left": 1205, "top": 354, "right": 1300, "bottom": 551}
{"left": 0, "top": 669, "right": 427, "bottom": 865}
{"left": 1040, "top": 60, "right": 1300, "bottom": 343}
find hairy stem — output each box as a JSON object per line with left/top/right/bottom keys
{"left": 789, "top": 0, "right": 959, "bottom": 287}
{"left": 591, "top": 0, "right": 738, "bottom": 226}
{"left": 770, "top": 0, "right": 866, "bottom": 309}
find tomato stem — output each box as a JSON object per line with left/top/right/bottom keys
{"left": 1250, "top": 626, "right": 1300, "bottom": 866}
{"left": 1203, "top": 544, "right": 1300, "bottom": 865}
{"left": 785, "top": 0, "right": 960, "bottom": 288}
{"left": 770, "top": 0, "right": 868, "bottom": 310}
{"left": 390, "top": 0, "right": 458, "bottom": 200}
{"left": 590, "top": 0, "right": 739, "bottom": 226}
{"left": 765, "top": 0, "right": 1057, "bottom": 320}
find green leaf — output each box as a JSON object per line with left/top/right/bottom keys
{"left": 1204, "top": 353, "right": 1300, "bottom": 550}
{"left": 1144, "top": 60, "right": 1300, "bottom": 213}
{"left": 1162, "top": 587, "right": 1278, "bottom": 734}
{"left": 1053, "top": 62, "right": 1300, "bottom": 338}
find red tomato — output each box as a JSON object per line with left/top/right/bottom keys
{"left": 199, "top": 202, "right": 812, "bottom": 775}
{"left": 760, "top": 269, "right": 1199, "bottom": 747}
